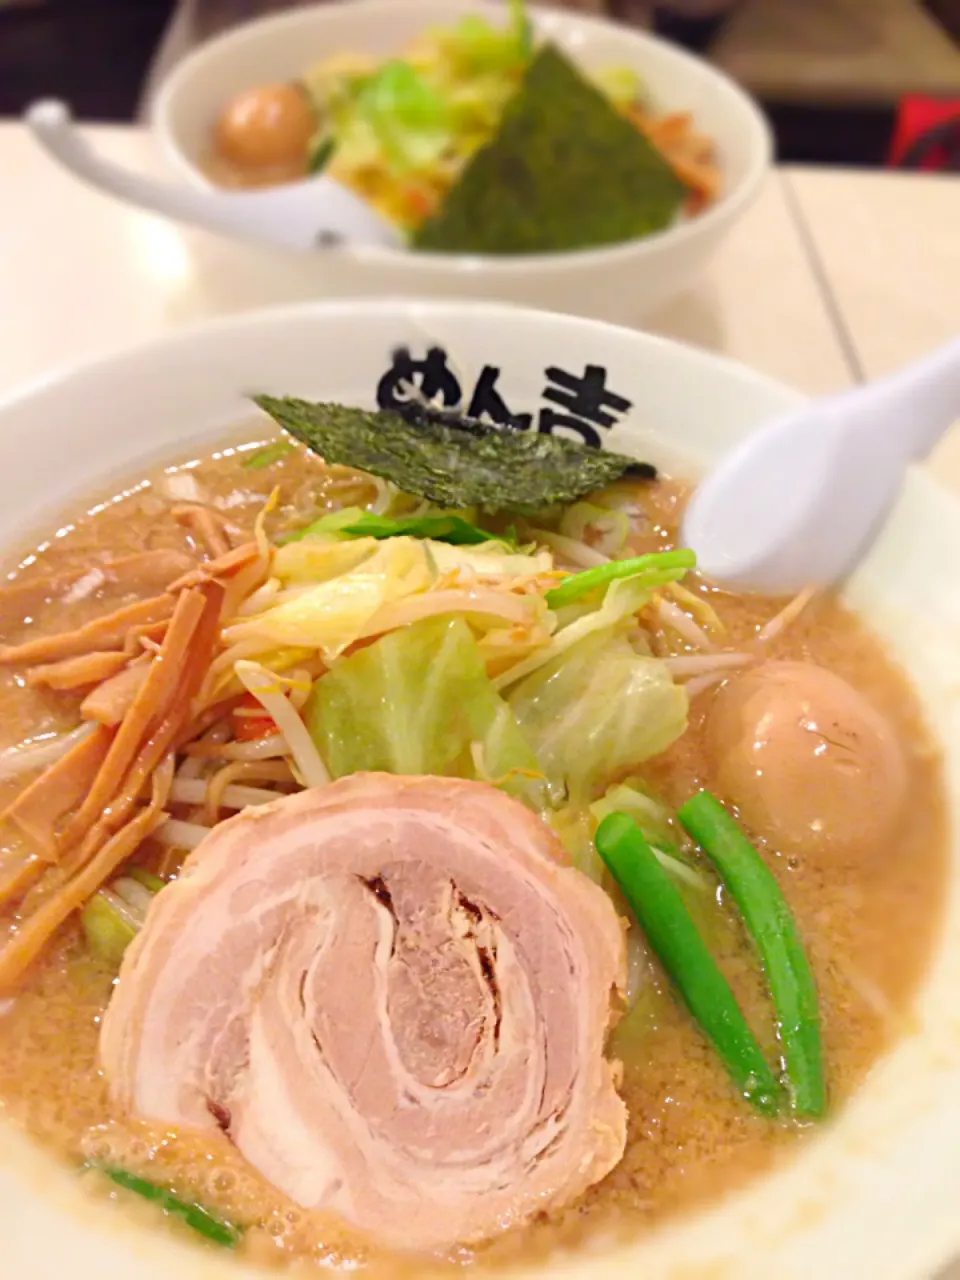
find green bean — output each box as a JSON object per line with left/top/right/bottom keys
{"left": 99, "top": 1166, "right": 241, "bottom": 1247}
{"left": 677, "top": 790, "right": 825, "bottom": 1118}
{"left": 595, "top": 812, "right": 781, "bottom": 1114}
{"left": 544, "top": 548, "right": 696, "bottom": 609}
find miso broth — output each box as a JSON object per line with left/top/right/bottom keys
{"left": 0, "top": 433, "right": 946, "bottom": 1274}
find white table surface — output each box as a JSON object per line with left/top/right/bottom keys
{"left": 784, "top": 166, "right": 960, "bottom": 484}
{"left": 1, "top": 121, "right": 960, "bottom": 1277}
{"left": 1, "top": 126, "right": 957, "bottom": 466}
{"left": 0, "top": 123, "right": 857, "bottom": 395}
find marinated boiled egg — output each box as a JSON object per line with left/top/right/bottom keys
{"left": 707, "top": 660, "right": 907, "bottom": 861}
{"left": 214, "top": 83, "right": 315, "bottom": 172}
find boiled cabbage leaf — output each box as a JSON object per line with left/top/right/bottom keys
{"left": 341, "top": 59, "right": 455, "bottom": 173}
{"left": 272, "top": 531, "right": 376, "bottom": 580}
{"left": 506, "top": 630, "right": 688, "bottom": 802}
{"left": 437, "top": 0, "right": 532, "bottom": 75}
{"left": 229, "top": 538, "right": 430, "bottom": 658}
{"left": 591, "top": 780, "right": 680, "bottom": 854}
{"left": 305, "top": 614, "right": 546, "bottom": 807}
{"left": 551, "top": 780, "right": 708, "bottom": 892}
{"left": 493, "top": 572, "right": 652, "bottom": 691}
{"left": 425, "top": 539, "right": 553, "bottom": 579}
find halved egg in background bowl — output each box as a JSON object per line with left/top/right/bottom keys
{"left": 0, "top": 300, "right": 958, "bottom": 1280}
{"left": 148, "top": 0, "right": 773, "bottom": 324}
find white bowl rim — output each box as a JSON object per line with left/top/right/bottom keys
{"left": 3, "top": 299, "right": 960, "bottom": 1280}
{"left": 150, "top": 0, "right": 774, "bottom": 275}
{"left": 0, "top": 295, "right": 796, "bottom": 425}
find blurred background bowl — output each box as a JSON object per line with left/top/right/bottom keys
{"left": 151, "top": 0, "right": 773, "bottom": 324}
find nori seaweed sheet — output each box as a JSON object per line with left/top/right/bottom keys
{"left": 254, "top": 395, "right": 655, "bottom": 515}
{"left": 411, "top": 42, "right": 688, "bottom": 255}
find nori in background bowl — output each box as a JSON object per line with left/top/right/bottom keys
{"left": 411, "top": 43, "right": 688, "bottom": 255}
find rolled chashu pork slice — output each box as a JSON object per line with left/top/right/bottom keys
{"left": 101, "top": 774, "right": 628, "bottom": 1252}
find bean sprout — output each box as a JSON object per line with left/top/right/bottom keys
{"left": 531, "top": 529, "right": 609, "bottom": 569}
{"left": 662, "top": 653, "right": 753, "bottom": 679}
{"left": 184, "top": 734, "right": 289, "bottom": 760}
{"left": 757, "top": 586, "right": 818, "bottom": 644}
{"left": 685, "top": 672, "right": 734, "bottom": 699}
{"left": 170, "top": 778, "right": 286, "bottom": 810}
{"left": 153, "top": 818, "right": 214, "bottom": 850}
{"left": 235, "top": 661, "right": 330, "bottom": 788}
{"left": 656, "top": 598, "right": 716, "bottom": 652}
{"left": 237, "top": 578, "right": 282, "bottom": 616}
{"left": 0, "top": 723, "right": 96, "bottom": 783}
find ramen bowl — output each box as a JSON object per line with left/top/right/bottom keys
{"left": 0, "top": 301, "right": 959, "bottom": 1280}
{"left": 149, "top": 0, "right": 772, "bottom": 324}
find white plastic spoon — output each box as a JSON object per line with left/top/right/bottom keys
{"left": 25, "top": 99, "right": 403, "bottom": 253}
{"left": 681, "top": 334, "right": 960, "bottom": 594}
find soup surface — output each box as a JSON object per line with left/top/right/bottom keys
{"left": 0, "top": 431, "right": 946, "bottom": 1274}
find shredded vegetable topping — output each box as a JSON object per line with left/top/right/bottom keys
{"left": 213, "top": 0, "right": 721, "bottom": 242}
{"left": 0, "top": 445, "right": 703, "bottom": 985}
{"left": 0, "top": 400, "right": 835, "bottom": 1164}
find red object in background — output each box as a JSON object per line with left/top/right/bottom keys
{"left": 888, "top": 96, "right": 960, "bottom": 170}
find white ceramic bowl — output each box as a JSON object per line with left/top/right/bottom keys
{"left": 1, "top": 301, "right": 960, "bottom": 1280}
{"left": 150, "top": 0, "right": 772, "bottom": 325}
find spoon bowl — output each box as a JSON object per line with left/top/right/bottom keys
{"left": 683, "top": 334, "right": 960, "bottom": 593}
{"left": 24, "top": 99, "right": 403, "bottom": 253}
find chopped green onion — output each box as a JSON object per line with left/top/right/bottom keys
{"left": 558, "top": 501, "right": 629, "bottom": 558}
{"left": 677, "top": 790, "right": 825, "bottom": 1118}
{"left": 595, "top": 811, "right": 781, "bottom": 1114}
{"left": 128, "top": 866, "right": 164, "bottom": 894}
{"left": 80, "top": 893, "right": 138, "bottom": 966}
{"left": 307, "top": 133, "right": 336, "bottom": 174}
{"left": 276, "top": 506, "right": 367, "bottom": 544}
{"left": 80, "top": 868, "right": 161, "bottom": 965}
{"left": 242, "top": 440, "right": 295, "bottom": 470}
{"left": 544, "top": 548, "right": 696, "bottom": 609}
{"left": 341, "top": 511, "right": 497, "bottom": 545}
{"left": 279, "top": 507, "right": 516, "bottom": 548}
{"left": 98, "top": 1166, "right": 241, "bottom": 1248}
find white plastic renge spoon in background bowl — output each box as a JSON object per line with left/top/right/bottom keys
{"left": 682, "top": 334, "right": 960, "bottom": 594}
{"left": 23, "top": 99, "right": 403, "bottom": 252}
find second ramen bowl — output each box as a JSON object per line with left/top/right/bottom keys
{"left": 150, "top": 0, "right": 773, "bottom": 324}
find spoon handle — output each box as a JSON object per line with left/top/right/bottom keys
{"left": 898, "top": 334, "right": 960, "bottom": 460}
{"left": 25, "top": 98, "right": 403, "bottom": 253}
{"left": 25, "top": 99, "right": 256, "bottom": 242}
{"left": 848, "top": 333, "right": 960, "bottom": 464}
